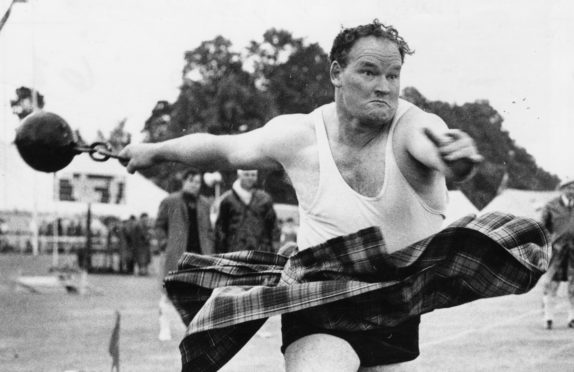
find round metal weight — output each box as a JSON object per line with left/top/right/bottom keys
{"left": 14, "top": 111, "right": 78, "bottom": 173}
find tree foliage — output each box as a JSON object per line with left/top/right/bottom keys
{"left": 97, "top": 118, "right": 131, "bottom": 153}
{"left": 141, "top": 30, "right": 332, "bottom": 198}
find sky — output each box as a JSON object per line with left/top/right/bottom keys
{"left": 1, "top": 0, "right": 574, "bottom": 180}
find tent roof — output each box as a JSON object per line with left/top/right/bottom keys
{"left": 480, "top": 188, "right": 559, "bottom": 220}
{"left": 443, "top": 190, "right": 479, "bottom": 226}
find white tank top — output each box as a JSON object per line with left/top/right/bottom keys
{"left": 297, "top": 100, "right": 447, "bottom": 252}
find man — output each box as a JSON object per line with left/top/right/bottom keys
{"left": 120, "top": 20, "right": 485, "bottom": 371}
{"left": 214, "top": 169, "right": 277, "bottom": 253}
{"left": 541, "top": 179, "right": 574, "bottom": 330}
{"left": 155, "top": 168, "right": 214, "bottom": 340}
{"left": 131, "top": 213, "right": 152, "bottom": 276}
{"left": 118, "top": 217, "right": 135, "bottom": 274}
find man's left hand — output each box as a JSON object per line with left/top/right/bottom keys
{"left": 424, "top": 128, "right": 484, "bottom": 181}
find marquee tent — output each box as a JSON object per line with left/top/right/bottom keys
{"left": 480, "top": 188, "right": 559, "bottom": 220}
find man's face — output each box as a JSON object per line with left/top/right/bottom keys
{"left": 332, "top": 36, "right": 402, "bottom": 126}
{"left": 238, "top": 170, "right": 258, "bottom": 191}
{"left": 182, "top": 174, "right": 202, "bottom": 195}
{"left": 561, "top": 183, "right": 574, "bottom": 199}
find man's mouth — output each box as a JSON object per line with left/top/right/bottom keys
{"left": 370, "top": 100, "right": 388, "bottom": 106}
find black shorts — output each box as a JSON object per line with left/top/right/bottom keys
{"left": 281, "top": 311, "right": 420, "bottom": 367}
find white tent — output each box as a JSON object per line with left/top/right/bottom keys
{"left": 0, "top": 139, "right": 167, "bottom": 219}
{"left": 442, "top": 190, "right": 479, "bottom": 227}
{"left": 480, "top": 188, "right": 559, "bottom": 220}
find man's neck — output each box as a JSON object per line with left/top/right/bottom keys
{"left": 329, "top": 104, "right": 390, "bottom": 148}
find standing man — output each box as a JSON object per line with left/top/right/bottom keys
{"left": 121, "top": 19, "right": 482, "bottom": 371}
{"left": 214, "top": 169, "right": 277, "bottom": 253}
{"left": 131, "top": 213, "right": 152, "bottom": 276}
{"left": 118, "top": 217, "right": 135, "bottom": 274}
{"left": 541, "top": 179, "right": 574, "bottom": 329}
{"left": 155, "top": 168, "right": 214, "bottom": 340}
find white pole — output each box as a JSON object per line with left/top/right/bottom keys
{"left": 52, "top": 173, "right": 59, "bottom": 267}
{"left": 29, "top": 0, "right": 39, "bottom": 256}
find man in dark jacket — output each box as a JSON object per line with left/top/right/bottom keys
{"left": 215, "top": 170, "right": 277, "bottom": 253}
{"left": 155, "top": 168, "right": 214, "bottom": 340}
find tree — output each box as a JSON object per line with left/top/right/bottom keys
{"left": 97, "top": 118, "right": 131, "bottom": 153}
{"left": 248, "top": 29, "right": 333, "bottom": 114}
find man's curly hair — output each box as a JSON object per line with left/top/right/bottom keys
{"left": 329, "top": 19, "right": 413, "bottom": 66}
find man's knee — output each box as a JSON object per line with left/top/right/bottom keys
{"left": 285, "top": 334, "right": 360, "bottom": 372}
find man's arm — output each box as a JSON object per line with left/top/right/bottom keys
{"left": 119, "top": 118, "right": 288, "bottom": 174}
{"left": 404, "top": 112, "right": 483, "bottom": 182}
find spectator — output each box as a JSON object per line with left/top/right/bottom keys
{"left": 131, "top": 213, "right": 152, "bottom": 276}
{"left": 155, "top": 168, "right": 214, "bottom": 340}
{"left": 214, "top": 170, "right": 277, "bottom": 253}
{"left": 118, "top": 217, "right": 135, "bottom": 274}
{"left": 280, "top": 217, "right": 298, "bottom": 246}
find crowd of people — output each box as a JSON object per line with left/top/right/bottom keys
{"left": 153, "top": 167, "right": 291, "bottom": 340}
{"left": 108, "top": 214, "right": 153, "bottom": 276}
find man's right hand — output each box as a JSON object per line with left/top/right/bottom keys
{"left": 118, "top": 143, "right": 161, "bottom": 174}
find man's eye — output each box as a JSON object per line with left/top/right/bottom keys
{"left": 362, "top": 70, "right": 374, "bottom": 76}
{"left": 388, "top": 74, "right": 399, "bottom": 80}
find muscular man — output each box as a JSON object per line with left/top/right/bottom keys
{"left": 121, "top": 19, "right": 482, "bottom": 371}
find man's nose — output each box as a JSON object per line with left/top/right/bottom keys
{"left": 374, "top": 77, "right": 391, "bottom": 95}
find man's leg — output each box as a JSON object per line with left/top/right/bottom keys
{"left": 284, "top": 334, "right": 360, "bottom": 372}
{"left": 158, "top": 293, "right": 172, "bottom": 341}
{"left": 567, "top": 246, "right": 574, "bottom": 327}
{"left": 543, "top": 279, "right": 560, "bottom": 329}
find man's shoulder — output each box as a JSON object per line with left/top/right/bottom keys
{"left": 253, "top": 189, "right": 273, "bottom": 201}
{"left": 265, "top": 111, "right": 316, "bottom": 135}
{"left": 165, "top": 191, "right": 183, "bottom": 200}
{"left": 219, "top": 189, "right": 234, "bottom": 200}
{"left": 266, "top": 104, "right": 334, "bottom": 138}
{"left": 161, "top": 192, "right": 184, "bottom": 204}
{"left": 399, "top": 100, "right": 442, "bottom": 126}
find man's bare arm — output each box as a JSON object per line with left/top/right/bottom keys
{"left": 405, "top": 113, "right": 483, "bottom": 182}
{"left": 119, "top": 119, "right": 287, "bottom": 173}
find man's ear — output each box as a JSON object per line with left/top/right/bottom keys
{"left": 330, "top": 61, "right": 343, "bottom": 88}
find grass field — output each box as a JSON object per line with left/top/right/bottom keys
{"left": 1, "top": 253, "right": 573, "bottom": 372}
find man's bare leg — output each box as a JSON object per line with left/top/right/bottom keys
{"left": 285, "top": 334, "right": 360, "bottom": 372}
{"left": 285, "top": 333, "right": 418, "bottom": 372}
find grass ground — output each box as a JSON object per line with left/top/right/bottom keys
{"left": 1, "top": 253, "right": 573, "bottom": 372}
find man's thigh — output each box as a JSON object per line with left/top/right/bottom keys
{"left": 284, "top": 333, "right": 360, "bottom": 372}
